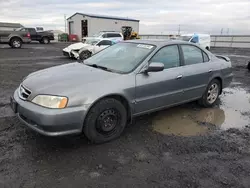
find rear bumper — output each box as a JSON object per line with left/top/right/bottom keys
{"left": 23, "top": 37, "right": 31, "bottom": 43}
{"left": 12, "top": 89, "right": 89, "bottom": 136}
{"left": 0, "top": 37, "right": 31, "bottom": 43}
{"left": 49, "top": 36, "right": 55, "bottom": 40}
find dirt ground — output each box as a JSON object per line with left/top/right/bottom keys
{"left": 0, "top": 43, "right": 250, "bottom": 188}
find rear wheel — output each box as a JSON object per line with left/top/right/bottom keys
{"left": 199, "top": 79, "right": 221, "bottom": 107}
{"left": 83, "top": 98, "right": 127, "bottom": 144}
{"left": 79, "top": 50, "right": 91, "bottom": 60}
{"left": 10, "top": 37, "right": 22, "bottom": 48}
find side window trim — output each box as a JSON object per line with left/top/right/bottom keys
{"left": 202, "top": 50, "right": 210, "bottom": 62}
{"left": 148, "top": 44, "right": 181, "bottom": 69}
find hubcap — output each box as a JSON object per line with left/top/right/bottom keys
{"left": 96, "top": 109, "right": 120, "bottom": 135}
{"left": 207, "top": 83, "right": 219, "bottom": 104}
{"left": 81, "top": 52, "right": 90, "bottom": 60}
{"left": 13, "top": 41, "right": 20, "bottom": 48}
{"left": 44, "top": 39, "right": 48, "bottom": 44}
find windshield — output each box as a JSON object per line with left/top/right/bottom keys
{"left": 179, "top": 36, "right": 192, "bottom": 41}
{"left": 92, "top": 32, "right": 104, "bottom": 37}
{"left": 84, "top": 43, "right": 155, "bottom": 73}
{"left": 84, "top": 39, "right": 100, "bottom": 45}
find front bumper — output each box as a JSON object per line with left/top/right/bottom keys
{"left": 62, "top": 48, "right": 79, "bottom": 59}
{"left": 12, "top": 89, "right": 89, "bottom": 136}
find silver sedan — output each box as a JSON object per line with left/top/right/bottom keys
{"left": 10, "top": 40, "right": 233, "bottom": 143}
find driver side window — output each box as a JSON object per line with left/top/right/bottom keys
{"left": 150, "top": 45, "right": 180, "bottom": 69}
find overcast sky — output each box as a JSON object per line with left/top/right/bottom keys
{"left": 1, "top": 0, "right": 250, "bottom": 34}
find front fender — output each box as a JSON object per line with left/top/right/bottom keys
{"left": 83, "top": 92, "right": 134, "bottom": 123}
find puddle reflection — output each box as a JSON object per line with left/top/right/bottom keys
{"left": 153, "top": 87, "right": 250, "bottom": 136}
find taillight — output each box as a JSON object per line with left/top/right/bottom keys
{"left": 27, "top": 32, "right": 30, "bottom": 38}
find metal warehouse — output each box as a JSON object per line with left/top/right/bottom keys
{"left": 67, "top": 12, "right": 140, "bottom": 40}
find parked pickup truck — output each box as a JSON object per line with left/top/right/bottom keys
{"left": 0, "top": 30, "right": 31, "bottom": 48}
{"left": 16, "top": 27, "right": 54, "bottom": 44}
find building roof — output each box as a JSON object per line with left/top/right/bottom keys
{"left": 67, "top": 12, "right": 140, "bottom": 22}
{"left": 0, "top": 22, "right": 23, "bottom": 28}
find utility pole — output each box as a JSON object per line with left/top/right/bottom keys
{"left": 64, "top": 14, "right": 67, "bottom": 33}
{"left": 220, "top": 28, "right": 223, "bottom": 35}
{"left": 178, "top": 25, "right": 180, "bottom": 35}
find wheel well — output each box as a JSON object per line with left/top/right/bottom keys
{"left": 86, "top": 95, "right": 131, "bottom": 123}
{"left": 213, "top": 77, "right": 223, "bottom": 94}
{"left": 10, "top": 36, "right": 22, "bottom": 43}
{"left": 105, "top": 95, "right": 131, "bottom": 121}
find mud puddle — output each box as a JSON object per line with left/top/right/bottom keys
{"left": 153, "top": 87, "right": 250, "bottom": 136}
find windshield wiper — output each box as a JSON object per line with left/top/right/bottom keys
{"left": 85, "top": 63, "right": 112, "bottom": 72}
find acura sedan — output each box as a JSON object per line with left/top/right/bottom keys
{"left": 10, "top": 40, "right": 233, "bottom": 143}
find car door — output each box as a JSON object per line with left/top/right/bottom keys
{"left": 134, "top": 45, "right": 185, "bottom": 114}
{"left": 93, "top": 40, "right": 112, "bottom": 53}
{"left": 178, "top": 44, "right": 211, "bottom": 101}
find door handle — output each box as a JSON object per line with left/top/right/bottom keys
{"left": 208, "top": 69, "right": 213, "bottom": 73}
{"left": 176, "top": 75, "right": 183, "bottom": 79}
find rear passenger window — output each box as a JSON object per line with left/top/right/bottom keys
{"left": 181, "top": 45, "right": 203, "bottom": 65}
{"left": 150, "top": 45, "right": 180, "bottom": 69}
{"left": 203, "top": 52, "right": 209, "bottom": 62}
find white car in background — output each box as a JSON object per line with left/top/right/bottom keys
{"left": 63, "top": 38, "right": 118, "bottom": 60}
{"left": 179, "top": 33, "right": 211, "bottom": 50}
{"left": 83, "top": 31, "right": 124, "bottom": 42}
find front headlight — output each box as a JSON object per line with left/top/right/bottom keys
{"left": 32, "top": 95, "right": 68, "bottom": 109}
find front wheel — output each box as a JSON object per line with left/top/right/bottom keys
{"left": 199, "top": 79, "right": 221, "bottom": 107}
{"left": 79, "top": 50, "right": 91, "bottom": 60}
{"left": 83, "top": 98, "right": 127, "bottom": 144}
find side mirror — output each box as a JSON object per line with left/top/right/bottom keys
{"left": 145, "top": 62, "right": 164, "bottom": 73}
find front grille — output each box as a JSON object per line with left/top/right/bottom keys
{"left": 19, "top": 85, "right": 31, "bottom": 100}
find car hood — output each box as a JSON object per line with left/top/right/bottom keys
{"left": 22, "top": 62, "right": 120, "bottom": 98}
{"left": 66, "top": 42, "right": 90, "bottom": 50}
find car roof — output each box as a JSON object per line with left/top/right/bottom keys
{"left": 181, "top": 33, "right": 210, "bottom": 37}
{"left": 99, "top": 31, "right": 121, "bottom": 33}
{"left": 122, "top": 39, "right": 192, "bottom": 47}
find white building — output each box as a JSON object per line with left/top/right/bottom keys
{"left": 67, "top": 12, "right": 140, "bottom": 41}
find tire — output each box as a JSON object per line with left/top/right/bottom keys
{"left": 10, "top": 37, "right": 22, "bottom": 48}
{"left": 83, "top": 98, "right": 127, "bottom": 144}
{"left": 42, "top": 37, "right": 50, "bottom": 44}
{"left": 198, "top": 79, "right": 221, "bottom": 107}
{"left": 79, "top": 50, "right": 91, "bottom": 60}
{"left": 247, "top": 61, "right": 250, "bottom": 71}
